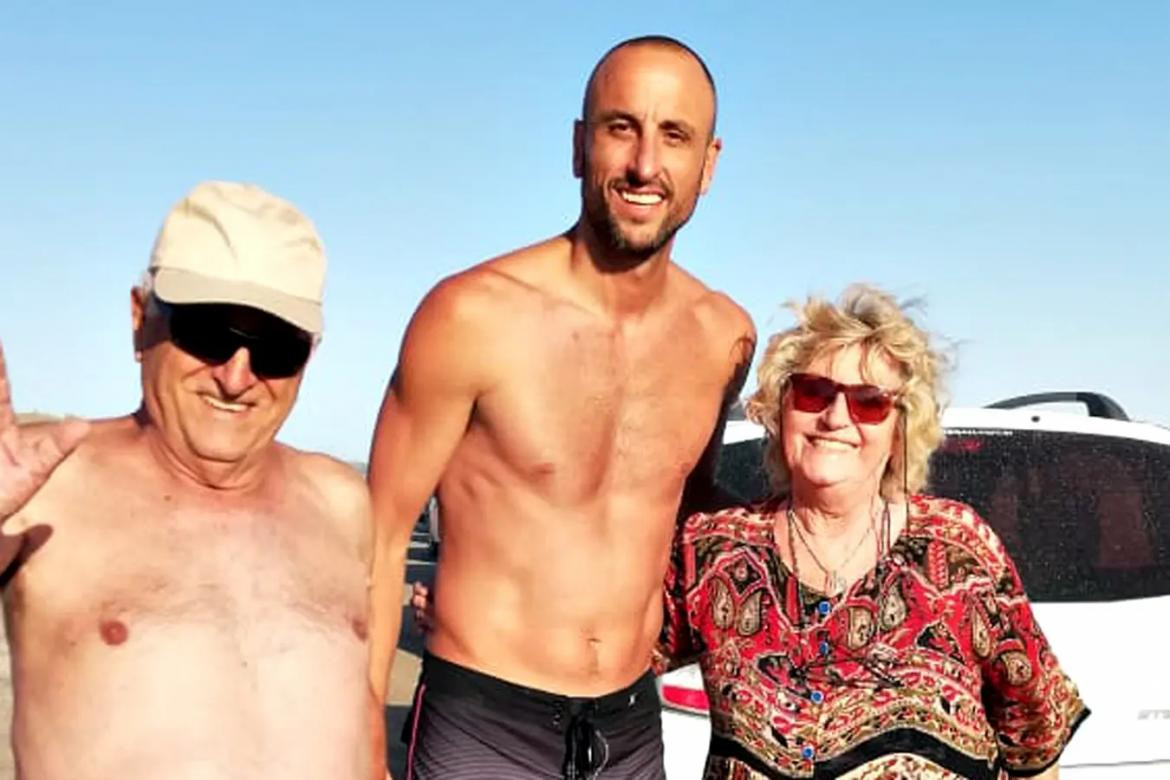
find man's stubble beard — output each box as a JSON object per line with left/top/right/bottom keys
{"left": 580, "top": 176, "right": 701, "bottom": 270}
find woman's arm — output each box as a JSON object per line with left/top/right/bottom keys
{"left": 655, "top": 514, "right": 703, "bottom": 673}
{"left": 974, "top": 506, "right": 1086, "bottom": 778}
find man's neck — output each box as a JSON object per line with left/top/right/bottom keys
{"left": 134, "top": 409, "right": 274, "bottom": 495}
{"left": 567, "top": 223, "right": 674, "bottom": 318}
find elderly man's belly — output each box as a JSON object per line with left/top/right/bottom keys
{"left": 11, "top": 619, "right": 371, "bottom": 780}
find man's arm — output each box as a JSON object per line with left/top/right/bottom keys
{"left": 310, "top": 457, "right": 384, "bottom": 779}
{"left": 366, "top": 277, "right": 488, "bottom": 716}
{"left": 678, "top": 317, "right": 755, "bottom": 518}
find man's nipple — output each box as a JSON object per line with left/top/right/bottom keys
{"left": 352, "top": 617, "right": 369, "bottom": 642}
{"left": 99, "top": 619, "right": 129, "bottom": 646}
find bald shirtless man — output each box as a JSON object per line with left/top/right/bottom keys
{"left": 0, "top": 182, "right": 375, "bottom": 780}
{"left": 368, "top": 37, "right": 755, "bottom": 779}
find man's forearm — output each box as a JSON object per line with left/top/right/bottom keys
{"left": 367, "top": 548, "right": 407, "bottom": 778}
{"left": 368, "top": 550, "right": 408, "bottom": 705}
{"left": 367, "top": 684, "right": 388, "bottom": 779}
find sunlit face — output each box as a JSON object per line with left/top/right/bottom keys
{"left": 781, "top": 345, "right": 903, "bottom": 500}
{"left": 574, "top": 44, "right": 720, "bottom": 261}
{"left": 133, "top": 291, "right": 308, "bottom": 470}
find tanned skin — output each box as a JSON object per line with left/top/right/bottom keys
{"left": 367, "top": 40, "right": 755, "bottom": 775}
{"left": 0, "top": 292, "right": 375, "bottom": 780}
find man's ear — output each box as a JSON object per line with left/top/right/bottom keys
{"left": 130, "top": 286, "right": 147, "bottom": 359}
{"left": 699, "top": 136, "right": 722, "bottom": 196}
{"left": 572, "top": 119, "right": 585, "bottom": 179}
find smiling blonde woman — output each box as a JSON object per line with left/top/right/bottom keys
{"left": 659, "top": 285, "right": 1087, "bottom": 779}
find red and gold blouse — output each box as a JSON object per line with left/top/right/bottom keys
{"left": 661, "top": 495, "right": 1087, "bottom": 779}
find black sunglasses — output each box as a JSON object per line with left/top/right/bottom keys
{"left": 156, "top": 300, "right": 312, "bottom": 379}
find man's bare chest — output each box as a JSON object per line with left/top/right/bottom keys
{"left": 7, "top": 499, "right": 368, "bottom": 655}
{"left": 467, "top": 321, "right": 729, "bottom": 494}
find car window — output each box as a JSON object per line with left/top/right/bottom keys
{"left": 716, "top": 438, "right": 771, "bottom": 504}
{"left": 929, "top": 429, "right": 1170, "bottom": 602}
{"left": 716, "top": 429, "right": 1170, "bottom": 602}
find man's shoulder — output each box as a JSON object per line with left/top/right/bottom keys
{"left": 278, "top": 446, "right": 368, "bottom": 504}
{"left": 401, "top": 258, "right": 542, "bottom": 378}
{"left": 668, "top": 272, "right": 755, "bottom": 389}
{"left": 699, "top": 289, "right": 755, "bottom": 344}
{"left": 670, "top": 267, "right": 755, "bottom": 344}
{"left": 422, "top": 236, "right": 569, "bottom": 319}
{"left": 265, "top": 446, "right": 372, "bottom": 556}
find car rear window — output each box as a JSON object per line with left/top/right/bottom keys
{"left": 930, "top": 429, "right": 1170, "bottom": 602}
{"left": 716, "top": 430, "right": 1170, "bottom": 603}
{"left": 717, "top": 439, "right": 770, "bottom": 505}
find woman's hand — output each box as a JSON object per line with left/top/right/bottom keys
{"left": 410, "top": 581, "right": 435, "bottom": 633}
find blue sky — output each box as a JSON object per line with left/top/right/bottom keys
{"left": 1, "top": 2, "right": 1166, "bottom": 461}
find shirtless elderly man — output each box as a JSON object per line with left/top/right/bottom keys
{"left": 368, "top": 36, "right": 755, "bottom": 778}
{"left": 0, "top": 182, "right": 375, "bottom": 779}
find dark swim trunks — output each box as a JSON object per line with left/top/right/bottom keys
{"left": 402, "top": 652, "right": 666, "bottom": 779}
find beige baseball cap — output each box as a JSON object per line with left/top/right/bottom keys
{"left": 148, "top": 181, "right": 326, "bottom": 335}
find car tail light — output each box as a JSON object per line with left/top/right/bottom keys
{"left": 940, "top": 436, "right": 983, "bottom": 453}
{"left": 658, "top": 664, "right": 710, "bottom": 714}
{"left": 660, "top": 683, "right": 710, "bottom": 714}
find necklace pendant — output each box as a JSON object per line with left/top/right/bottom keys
{"left": 828, "top": 573, "right": 846, "bottom": 597}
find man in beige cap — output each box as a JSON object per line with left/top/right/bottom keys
{"left": 0, "top": 181, "right": 378, "bottom": 779}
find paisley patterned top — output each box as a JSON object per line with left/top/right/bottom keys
{"left": 660, "top": 495, "right": 1088, "bottom": 779}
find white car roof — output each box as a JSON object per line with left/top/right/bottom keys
{"left": 723, "top": 418, "right": 766, "bottom": 444}
{"left": 942, "top": 407, "right": 1170, "bottom": 445}
{"left": 723, "top": 407, "right": 1170, "bottom": 446}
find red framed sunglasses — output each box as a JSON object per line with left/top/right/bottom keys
{"left": 787, "top": 372, "right": 899, "bottom": 424}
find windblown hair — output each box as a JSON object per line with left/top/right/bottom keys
{"left": 743, "top": 284, "right": 948, "bottom": 501}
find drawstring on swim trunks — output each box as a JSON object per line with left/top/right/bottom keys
{"left": 562, "top": 702, "right": 610, "bottom": 780}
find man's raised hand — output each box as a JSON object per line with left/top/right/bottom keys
{"left": 0, "top": 340, "right": 90, "bottom": 521}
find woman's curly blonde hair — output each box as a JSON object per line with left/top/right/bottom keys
{"left": 743, "top": 284, "right": 948, "bottom": 501}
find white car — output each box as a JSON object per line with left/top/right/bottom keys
{"left": 660, "top": 393, "right": 1170, "bottom": 778}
